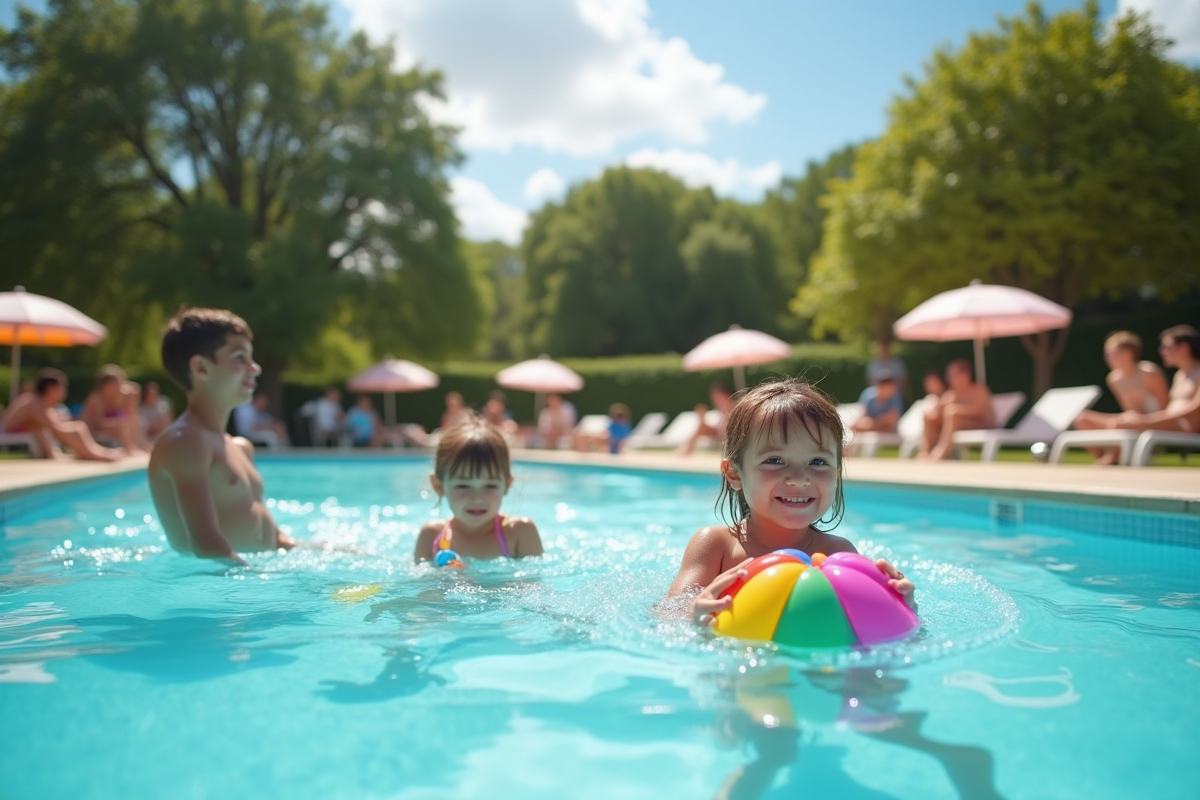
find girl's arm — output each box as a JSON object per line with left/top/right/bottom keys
{"left": 667, "top": 526, "right": 751, "bottom": 626}
{"left": 413, "top": 522, "right": 440, "bottom": 564}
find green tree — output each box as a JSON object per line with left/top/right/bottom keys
{"left": 522, "top": 167, "right": 785, "bottom": 357}
{"left": 0, "top": 0, "right": 479, "bottom": 405}
{"left": 462, "top": 239, "right": 528, "bottom": 360}
{"left": 798, "top": 2, "right": 1200, "bottom": 396}
{"left": 759, "top": 144, "right": 856, "bottom": 337}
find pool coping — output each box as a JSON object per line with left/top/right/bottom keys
{"left": 0, "top": 448, "right": 1197, "bottom": 519}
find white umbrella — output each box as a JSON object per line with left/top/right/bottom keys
{"left": 892, "top": 280, "right": 1072, "bottom": 385}
{"left": 0, "top": 286, "right": 108, "bottom": 401}
{"left": 682, "top": 325, "right": 792, "bottom": 390}
{"left": 346, "top": 357, "right": 439, "bottom": 428}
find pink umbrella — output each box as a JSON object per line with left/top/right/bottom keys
{"left": 496, "top": 356, "right": 584, "bottom": 394}
{"left": 347, "top": 357, "right": 439, "bottom": 428}
{"left": 892, "top": 280, "right": 1072, "bottom": 385}
{"left": 682, "top": 325, "right": 792, "bottom": 390}
{"left": 0, "top": 286, "right": 108, "bottom": 401}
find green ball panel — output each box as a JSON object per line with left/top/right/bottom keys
{"left": 772, "top": 568, "right": 857, "bottom": 648}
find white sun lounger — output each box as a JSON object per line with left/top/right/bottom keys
{"left": 952, "top": 386, "right": 1101, "bottom": 461}
{"left": 0, "top": 432, "right": 45, "bottom": 457}
{"left": 1131, "top": 430, "right": 1200, "bottom": 466}
{"left": 622, "top": 412, "right": 669, "bottom": 450}
{"left": 1050, "top": 427, "right": 1200, "bottom": 467}
{"left": 891, "top": 391, "right": 1026, "bottom": 458}
{"left": 851, "top": 396, "right": 934, "bottom": 458}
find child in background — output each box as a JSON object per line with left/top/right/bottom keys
{"left": 413, "top": 413, "right": 543, "bottom": 563}
{"left": 667, "top": 378, "right": 915, "bottom": 626}
{"left": 148, "top": 308, "right": 295, "bottom": 564}
{"left": 607, "top": 403, "right": 633, "bottom": 453}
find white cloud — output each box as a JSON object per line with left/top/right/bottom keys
{"left": 342, "top": 0, "right": 767, "bottom": 155}
{"left": 624, "top": 148, "right": 782, "bottom": 198}
{"left": 523, "top": 167, "right": 568, "bottom": 205}
{"left": 1118, "top": 0, "right": 1200, "bottom": 58}
{"left": 449, "top": 177, "right": 528, "bottom": 245}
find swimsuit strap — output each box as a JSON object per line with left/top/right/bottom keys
{"left": 433, "top": 516, "right": 512, "bottom": 558}
{"left": 432, "top": 520, "right": 453, "bottom": 556}
{"left": 495, "top": 514, "right": 511, "bottom": 558}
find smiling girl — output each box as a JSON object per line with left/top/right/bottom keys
{"left": 667, "top": 379, "right": 916, "bottom": 626}
{"left": 414, "top": 413, "right": 544, "bottom": 563}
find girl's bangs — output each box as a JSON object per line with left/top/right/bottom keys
{"left": 443, "top": 438, "right": 509, "bottom": 480}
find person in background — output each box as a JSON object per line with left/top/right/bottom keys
{"left": 921, "top": 359, "right": 994, "bottom": 460}
{"left": 680, "top": 383, "right": 735, "bottom": 455}
{"left": 536, "top": 393, "right": 577, "bottom": 449}
{"left": 3, "top": 369, "right": 122, "bottom": 461}
{"left": 345, "top": 395, "right": 384, "bottom": 448}
{"left": 82, "top": 364, "right": 147, "bottom": 454}
{"left": 481, "top": 389, "right": 518, "bottom": 438}
{"left": 233, "top": 392, "right": 290, "bottom": 445}
{"left": 440, "top": 391, "right": 468, "bottom": 431}
{"left": 922, "top": 369, "right": 947, "bottom": 402}
{"left": 1103, "top": 325, "right": 1200, "bottom": 435}
{"left": 1072, "top": 331, "right": 1170, "bottom": 464}
{"left": 851, "top": 371, "right": 905, "bottom": 434}
{"left": 312, "top": 387, "right": 344, "bottom": 447}
{"left": 138, "top": 381, "right": 175, "bottom": 443}
{"left": 867, "top": 340, "right": 909, "bottom": 399}
{"left": 606, "top": 403, "right": 633, "bottom": 454}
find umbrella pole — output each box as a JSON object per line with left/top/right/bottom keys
{"left": 974, "top": 338, "right": 987, "bottom": 386}
{"left": 385, "top": 392, "right": 397, "bottom": 429}
{"left": 733, "top": 364, "right": 746, "bottom": 392}
{"left": 9, "top": 338, "right": 20, "bottom": 403}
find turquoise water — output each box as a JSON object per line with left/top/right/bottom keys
{"left": 1, "top": 457, "right": 1198, "bottom": 800}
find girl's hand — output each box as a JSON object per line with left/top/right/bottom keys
{"left": 875, "top": 558, "right": 918, "bottom": 612}
{"left": 690, "top": 558, "right": 752, "bottom": 627}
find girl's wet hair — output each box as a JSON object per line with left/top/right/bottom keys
{"left": 434, "top": 412, "right": 512, "bottom": 485}
{"left": 716, "top": 378, "right": 846, "bottom": 532}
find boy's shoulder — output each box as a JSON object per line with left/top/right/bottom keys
{"left": 149, "top": 416, "right": 223, "bottom": 471}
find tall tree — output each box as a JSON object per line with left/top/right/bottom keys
{"left": 0, "top": 0, "right": 479, "bottom": 404}
{"left": 522, "top": 167, "right": 784, "bottom": 357}
{"left": 759, "top": 144, "right": 856, "bottom": 337}
{"left": 798, "top": 2, "right": 1200, "bottom": 396}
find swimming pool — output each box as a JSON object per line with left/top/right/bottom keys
{"left": 1, "top": 457, "right": 1197, "bottom": 800}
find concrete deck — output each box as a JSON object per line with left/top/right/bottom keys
{"left": 0, "top": 450, "right": 1196, "bottom": 517}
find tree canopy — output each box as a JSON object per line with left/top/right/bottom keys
{"left": 521, "top": 166, "right": 781, "bottom": 357}
{"left": 797, "top": 1, "right": 1200, "bottom": 395}
{"left": 0, "top": 0, "right": 479, "bottom": 400}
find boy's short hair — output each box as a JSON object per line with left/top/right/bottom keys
{"left": 1161, "top": 325, "right": 1200, "bottom": 359}
{"left": 161, "top": 307, "right": 252, "bottom": 390}
{"left": 1105, "top": 331, "right": 1142, "bottom": 359}
{"left": 35, "top": 368, "right": 67, "bottom": 396}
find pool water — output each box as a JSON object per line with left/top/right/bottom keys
{"left": 1, "top": 458, "right": 1197, "bottom": 800}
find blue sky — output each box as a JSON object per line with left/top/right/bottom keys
{"left": 5, "top": 0, "right": 1198, "bottom": 243}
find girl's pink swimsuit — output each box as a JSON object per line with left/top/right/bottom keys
{"left": 432, "top": 515, "right": 512, "bottom": 558}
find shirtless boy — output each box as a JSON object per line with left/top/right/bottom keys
{"left": 3, "top": 369, "right": 122, "bottom": 461}
{"left": 148, "top": 308, "right": 295, "bottom": 563}
{"left": 1073, "top": 331, "right": 1170, "bottom": 463}
{"left": 922, "top": 359, "right": 994, "bottom": 460}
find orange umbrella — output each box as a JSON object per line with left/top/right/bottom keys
{"left": 0, "top": 286, "right": 108, "bottom": 401}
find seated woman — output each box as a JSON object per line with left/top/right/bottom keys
{"left": 82, "top": 365, "right": 147, "bottom": 454}
{"left": 138, "top": 381, "right": 175, "bottom": 444}
{"left": 1073, "top": 330, "right": 1172, "bottom": 463}
{"left": 4, "top": 369, "right": 122, "bottom": 461}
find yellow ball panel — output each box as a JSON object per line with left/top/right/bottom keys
{"left": 714, "top": 563, "right": 805, "bottom": 641}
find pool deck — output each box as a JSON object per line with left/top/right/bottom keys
{"left": 0, "top": 449, "right": 1196, "bottom": 517}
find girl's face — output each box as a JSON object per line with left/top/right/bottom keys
{"left": 723, "top": 421, "right": 839, "bottom": 534}
{"left": 433, "top": 468, "right": 511, "bottom": 528}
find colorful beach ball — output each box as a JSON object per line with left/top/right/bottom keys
{"left": 714, "top": 551, "right": 919, "bottom": 648}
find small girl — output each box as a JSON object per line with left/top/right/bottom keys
{"left": 413, "top": 413, "right": 543, "bottom": 563}
{"left": 667, "top": 379, "right": 916, "bottom": 626}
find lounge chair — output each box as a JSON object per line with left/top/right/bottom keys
{"left": 893, "top": 391, "right": 1025, "bottom": 458}
{"left": 851, "top": 396, "right": 934, "bottom": 458}
{"left": 1131, "top": 430, "right": 1200, "bottom": 467}
{"left": 836, "top": 403, "right": 866, "bottom": 437}
{"left": 573, "top": 414, "right": 612, "bottom": 439}
{"left": 0, "top": 432, "right": 45, "bottom": 457}
{"left": 1053, "top": 428, "right": 1200, "bottom": 466}
{"left": 952, "top": 386, "right": 1101, "bottom": 461}
{"left": 623, "top": 412, "right": 669, "bottom": 450}
{"left": 627, "top": 410, "right": 718, "bottom": 450}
